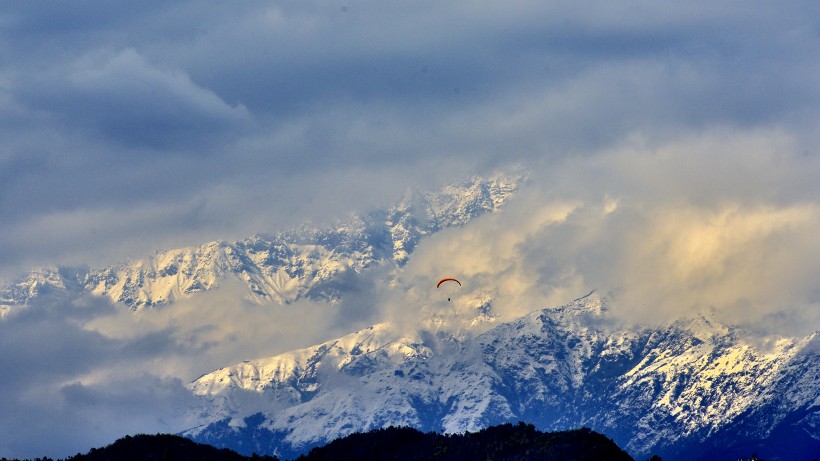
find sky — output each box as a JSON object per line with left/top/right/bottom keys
{"left": 1, "top": 1, "right": 820, "bottom": 458}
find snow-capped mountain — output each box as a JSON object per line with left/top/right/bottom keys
{"left": 184, "top": 294, "right": 819, "bottom": 461}
{"left": 0, "top": 174, "right": 521, "bottom": 310}
{"left": 4, "top": 171, "right": 816, "bottom": 461}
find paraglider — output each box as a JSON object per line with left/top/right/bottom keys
{"left": 436, "top": 277, "right": 461, "bottom": 288}
{"left": 436, "top": 277, "right": 461, "bottom": 301}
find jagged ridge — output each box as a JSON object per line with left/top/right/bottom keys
{"left": 185, "top": 295, "right": 819, "bottom": 461}
{"left": 1, "top": 174, "right": 522, "bottom": 310}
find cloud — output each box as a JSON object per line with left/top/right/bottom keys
{"left": 0, "top": 295, "right": 194, "bottom": 458}
{"left": 82, "top": 276, "right": 384, "bottom": 378}
{"left": 2, "top": 1, "right": 819, "bottom": 285}
{"left": 382, "top": 129, "right": 820, "bottom": 334}
{"left": 0, "top": 374, "right": 195, "bottom": 460}
{"left": 0, "top": 275, "right": 369, "bottom": 458}
{"left": 19, "top": 48, "right": 251, "bottom": 150}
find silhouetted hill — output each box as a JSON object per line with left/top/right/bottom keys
{"left": 63, "top": 433, "right": 277, "bottom": 461}
{"left": 295, "top": 423, "right": 635, "bottom": 461}
{"left": 1, "top": 423, "right": 636, "bottom": 461}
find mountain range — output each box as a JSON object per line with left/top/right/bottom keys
{"left": 1, "top": 174, "right": 521, "bottom": 312}
{"left": 184, "top": 293, "right": 818, "bottom": 460}
{"left": 1, "top": 173, "right": 817, "bottom": 461}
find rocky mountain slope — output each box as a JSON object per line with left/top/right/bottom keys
{"left": 0, "top": 174, "right": 521, "bottom": 311}
{"left": 184, "top": 294, "right": 819, "bottom": 461}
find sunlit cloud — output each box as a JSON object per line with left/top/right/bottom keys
{"left": 380, "top": 129, "right": 820, "bottom": 334}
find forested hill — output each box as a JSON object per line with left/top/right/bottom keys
{"left": 295, "top": 423, "right": 635, "bottom": 461}
{"left": 4, "top": 423, "right": 635, "bottom": 461}
{"left": 55, "top": 434, "right": 276, "bottom": 461}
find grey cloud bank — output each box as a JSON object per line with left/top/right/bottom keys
{"left": 0, "top": 295, "right": 196, "bottom": 457}
{"left": 2, "top": 1, "right": 819, "bottom": 280}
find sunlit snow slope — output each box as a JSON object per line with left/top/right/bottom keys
{"left": 185, "top": 294, "right": 819, "bottom": 461}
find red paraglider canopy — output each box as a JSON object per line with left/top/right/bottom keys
{"left": 436, "top": 277, "right": 462, "bottom": 288}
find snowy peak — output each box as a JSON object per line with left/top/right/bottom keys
{"left": 538, "top": 291, "right": 608, "bottom": 325}
{"left": 0, "top": 267, "right": 67, "bottom": 305}
{"left": 86, "top": 240, "right": 235, "bottom": 307}
{"left": 190, "top": 323, "right": 429, "bottom": 398}
{"left": 0, "top": 265, "right": 87, "bottom": 307}
{"left": 425, "top": 175, "right": 520, "bottom": 228}
{"left": 385, "top": 173, "right": 522, "bottom": 265}
{"left": 669, "top": 313, "right": 730, "bottom": 343}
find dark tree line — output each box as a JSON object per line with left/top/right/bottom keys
{"left": 1, "top": 434, "right": 278, "bottom": 461}
{"left": 2, "top": 423, "right": 650, "bottom": 461}
{"left": 295, "top": 422, "right": 635, "bottom": 461}
{"left": 0, "top": 427, "right": 790, "bottom": 461}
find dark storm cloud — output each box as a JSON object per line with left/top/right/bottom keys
{"left": 17, "top": 48, "right": 251, "bottom": 150}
